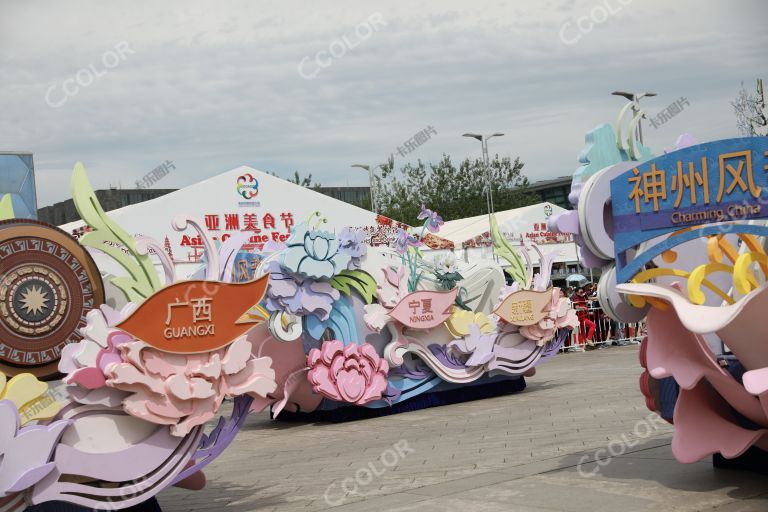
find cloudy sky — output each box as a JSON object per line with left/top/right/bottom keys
{"left": 1, "top": 0, "right": 766, "bottom": 207}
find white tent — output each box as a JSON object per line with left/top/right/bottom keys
{"left": 424, "top": 202, "right": 579, "bottom": 270}
{"left": 60, "top": 166, "right": 406, "bottom": 278}
{"left": 438, "top": 203, "right": 567, "bottom": 246}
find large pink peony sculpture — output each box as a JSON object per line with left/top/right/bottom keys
{"left": 105, "top": 336, "right": 277, "bottom": 436}
{"left": 62, "top": 306, "right": 278, "bottom": 437}
{"left": 307, "top": 341, "right": 389, "bottom": 405}
{"left": 617, "top": 282, "right": 768, "bottom": 462}
{"left": 518, "top": 287, "right": 579, "bottom": 345}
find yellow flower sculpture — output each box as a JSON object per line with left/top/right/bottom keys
{"left": 445, "top": 309, "right": 495, "bottom": 338}
{"left": 0, "top": 373, "right": 63, "bottom": 425}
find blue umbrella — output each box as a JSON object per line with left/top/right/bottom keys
{"left": 566, "top": 273, "right": 588, "bottom": 285}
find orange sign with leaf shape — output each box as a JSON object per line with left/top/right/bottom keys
{"left": 117, "top": 275, "right": 269, "bottom": 353}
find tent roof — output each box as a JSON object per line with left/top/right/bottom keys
{"left": 438, "top": 202, "right": 567, "bottom": 246}
{"left": 60, "top": 166, "right": 450, "bottom": 261}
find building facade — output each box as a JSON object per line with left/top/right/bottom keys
{"left": 527, "top": 176, "right": 573, "bottom": 210}
{"left": 316, "top": 186, "right": 371, "bottom": 207}
{"left": 0, "top": 152, "right": 37, "bottom": 219}
{"left": 38, "top": 188, "right": 177, "bottom": 225}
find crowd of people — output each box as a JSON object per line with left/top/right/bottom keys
{"left": 560, "top": 283, "right": 644, "bottom": 352}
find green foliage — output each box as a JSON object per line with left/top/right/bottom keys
{"left": 330, "top": 269, "right": 378, "bottom": 304}
{"left": 374, "top": 154, "right": 540, "bottom": 225}
{"left": 287, "top": 171, "right": 321, "bottom": 190}
{"left": 490, "top": 214, "right": 528, "bottom": 288}
{"left": 71, "top": 162, "right": 161, "bottom": 302}
{"left": 434, "top": 271, "right": 463, "bottom": 291}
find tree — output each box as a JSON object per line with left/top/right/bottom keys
{"left": 286, "top": 171, "right": 321, "bottom": 189}
{"left": 374, "top": 154, "right": 540, "bottom": 225}
{"left": 732, "top": 79, "right": 767, "bottom": 136}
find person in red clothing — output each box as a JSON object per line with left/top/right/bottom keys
{"left": 572, "top": 287, "right": 596, "bottom": 349}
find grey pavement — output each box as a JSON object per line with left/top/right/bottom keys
{"left": 159, "top": 345, "right": 768, "bottom": 512}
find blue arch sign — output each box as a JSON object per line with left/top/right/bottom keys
{"left": 611, "top": 137, "right": 768, "bottom": 283}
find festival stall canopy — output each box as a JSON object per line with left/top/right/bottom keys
{"left": 438, "top": 203, "right": 567, "bottom": 246}
{"left": 432, "top": 202, "right": 577, "bottom": 265}
{"left": 60, "top": 166, "right": 448, "bottom": 274}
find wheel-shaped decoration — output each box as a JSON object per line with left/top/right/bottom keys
{"left": 0, "top": 219, "right": 104, "bottom": 378}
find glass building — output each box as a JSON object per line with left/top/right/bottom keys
{"left": 0, "top": 152, "right": 37, "bottom": 219}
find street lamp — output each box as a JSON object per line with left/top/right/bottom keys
{"left": 462, "top": 132, "right": 504, "bottom": 238}
{"left": 611, "top": 91, "right": 657, "bottom": 145}
{"left": 351, "top": 163, "right": 384, "bottom": 214}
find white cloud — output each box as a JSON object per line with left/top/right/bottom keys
{"left": 0, "top": 0, "right": 766, "bottom": 207}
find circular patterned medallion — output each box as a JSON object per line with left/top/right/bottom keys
{"left": 0, "top": 220, "right": 104, "bottom": 379}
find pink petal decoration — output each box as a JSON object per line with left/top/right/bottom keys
{"left": 104, "top": 336, "right": 277, "bottom": 436}
{"left": 744, "top": 368, "right": 768, "bottom": 396}
{"left": 363, "top": 303, "right": 393, "bottom": 332}
{"left": 377, "top": 266, "right": 407, "bottom": 307}
{"left": 388, "top": 289, "right": 458, "bottom": 329}
{"left": 629, "top": 281, "right": 768, "bottom": 463}
{"left": 516, "top": 288, "right": 578, "bottom": 345}
{"left": 641, "top": 288, "right": 767, "bottom": 427}
{"left": 66, "top": 367, "right": 106, "bottom": 390}
{"left": 271, "top": 367, "right": 310, "bottom": 417}
{"left": 248, "top": 326, "right": 322, "bottom": 415}
{"left": 307, "top": 341, "right": 389, "bottom": 405}
{"left": 617, "top": 282, "right": 768, "bottom": 370}
{"left": 672, "top": 381, "right": 767, "bottom": 463}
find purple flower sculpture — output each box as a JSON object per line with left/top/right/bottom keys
{"left": 393, "top": 228, "right": 420, "bottom": 255}
{"left": 265, "top": 261, "right": 340, "bottom": 321}
{"left": 418, "top": 204, "right": 444, "bottom": 233}
{"left": 428, "top": 344, "right": 469, "bottom": 370}
{"left": 337, "top": 227, "right": 368, "bottom": 267}
{"left": 449, "top": 324, "right": 497, "bottom": 367}
{"left": 0, "top": 400, "right": 69, "bottom": 496}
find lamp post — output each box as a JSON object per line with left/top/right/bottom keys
{"left": 462, "top": 132, "right": 504, "bottom": 240}
{"left": 611, "top": 91, "right": 657, "bottom": 145}
{"left": 351, "top": 163, "right": 384, "bottom": 214}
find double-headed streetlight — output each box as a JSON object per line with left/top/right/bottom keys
{"left": 351, "top": 163, "right": 385, "bottom": 214}
{"left": 611, "top": 91, "right": 657, "bottom": 145}
{"left": 462, "top": 132, "right": 504, "bottom": 239}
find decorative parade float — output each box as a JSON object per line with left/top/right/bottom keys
{"left": 550, "top": 98, "right": 768, "bottom": 471}
{"left": 0, "top": 163, "right": 576, "bottom": 510}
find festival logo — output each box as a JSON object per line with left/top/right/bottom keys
{"left": 236, "top": 173, "right": 259, "bottom": 199}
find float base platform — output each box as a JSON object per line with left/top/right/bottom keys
{"left": 274, "top": 376, "right": 527, "bottom": 422}
{"left": 25, "top": 497, "right": 162, "bottom": 512}
{"left": 713, "top": 446, "right": 768, "bottom": 474}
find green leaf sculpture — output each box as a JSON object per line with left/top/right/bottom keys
{"left": 330, "top": 269, "right": 377, "bottom": 304}
{"left": 490, "top": 213, "right": 529, "bottom": 288}
{"left": 0, "top": 194, "right": 15, "bottom": 220}
{"left": 71, "top": 162, "right": 162, "bottom": 302}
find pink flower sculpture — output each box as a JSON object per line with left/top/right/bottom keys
{"left": 104, "top": 336, "right": 277, "bottom": 436}
{"left": 617, "top": 282, "right": 768, "bottom": 463}
{"left": 61, "top": 305, "right": 278, "bottom": 435}
{"left": 307, "top": 341, "right": 389, "bottom": 405}
{"left": 519, "top": 288, "right": 579, "bottom": 345}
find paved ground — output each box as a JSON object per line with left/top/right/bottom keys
{"left": 159, "top": 345, "right": 768, "bottom": 511}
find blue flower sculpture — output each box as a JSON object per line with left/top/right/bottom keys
{"left": 281, "top": 223, "right": 351, "bottom": 279}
